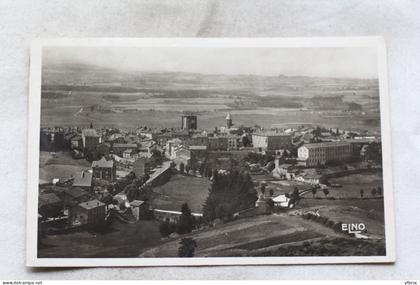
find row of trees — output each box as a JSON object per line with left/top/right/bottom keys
{"left": 202, "top": 170, "right": 258, "bottom": 222}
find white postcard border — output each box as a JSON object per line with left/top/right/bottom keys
{"left": 26, "top": 37, "right": 395, "bottom": 267}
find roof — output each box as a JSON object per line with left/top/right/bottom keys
{"left": 253, "top": 132, "right": 291, "bottom": 137}
{"left": 39, "top": 193, "right": 62, "bottom": 207}
{"left": 189, "top": 145, "right": 207, "bottom": 150}
{"left": 278, "top": 163, "right": 293, "bottom": 169}
{"left": 113, "top": 143, "right": 138, "bottom": 148}
{"left": 123, "top": 149, "right": 133, "bottom": 154}
{"left": 72, "top": 170, "right": 93, "bottom": 187}
{"left": 65, "top": 187, "right": 88, "bottom": 198}
{"left": 272, "top": 194, "right": 288, "bottom": 203}
{"left": 300, "top": 141, "right": 351, "bottom": 149}
{"left": 130, "top": 200, "right": 145, "bottom": 207}
{"left": 153, "top": 208, "right": 203, "bottom": 217}
{"left": 92, "top": 157, "right": 114, "bottom": 168}
{"left": 78, "top": 199, "right": 105, "bottom": 210}
{"left": 82, "top": 128, "right": 98, "bottom": 137}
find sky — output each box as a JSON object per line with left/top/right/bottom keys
{"left": 43, "top": 46, "right": 378, "bottom": 79}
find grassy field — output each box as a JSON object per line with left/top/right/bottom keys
{"left": 298, "top": 198, "right": 385, "bottom": 238}
{"left": 39, "top": 151, "right": 91, "bottom": 183}
{"left": 151, "top": 174, "right": 211, "bottom": 213}
{"left": 39, "top": 219, "right": 162, "bottom": 258}
{"left": 327, "top": 172, "right": 383, "bottom": 198}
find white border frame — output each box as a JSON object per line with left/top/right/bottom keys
{"left": 27, "top": 37, "right": 395, "bottom": 267}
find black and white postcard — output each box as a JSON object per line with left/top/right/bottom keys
{"left": 27, "top": 38, "right": 395, "bottom": 266}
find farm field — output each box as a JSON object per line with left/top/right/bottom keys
{"left": 151, "top": 174, "right": 211, "bottom": 213}
{"left": 140, "top": 208, "right": 385, "bottom": 258}
{"left": 327, "top": 171, "right": 383, "bottom": 198}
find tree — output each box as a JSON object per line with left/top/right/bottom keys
{"left": 199, "top": 164, "right": 205, "bottom": 176}
{"left": 312, "top": 187, "right": 317, "bottom": 198}
{"left": 292, "top": 187, "right": 300, "bottom": 200}
{"left": 323, "top": 188, "right": 330, "bottom": 197}
{"left": 159, "top": 218, "right": 173, "bottom": 238}
{"left": 242, "top": 135, "right": 251, "bottom": 147}
{"left": 360, "top": 189, "right": 364, "bottom": 198}
{"left": 176, "top": 203, "right": 195, "bottom": 234}
{"left": 260, "top": 185, "right": 266, "bottom": 195}
{"left": 269, "top": 188, "right": 274, "bottom": 197}
{"left": 178, "top": 238, "right": 197, "bottom": 257}
{"left": 371, "top": 188, "right": 377, "bottom": 197}
{"left": 203, "top": 170, "right": 257, "bottom": 222}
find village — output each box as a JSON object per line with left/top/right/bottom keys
{"left": 38, "top": 112, "right": 384, "bottom": 257}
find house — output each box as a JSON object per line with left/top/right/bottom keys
{"left": 226, "top": 135, "right": 243, "bottom": 150}
{"left": 72, "top": 170, "right": 93, "bottom": 190}
{"left": 208, "top": 136, "right": 228, "bottom": 151}
{"left": 295, "top": 173, "right": 323, "bottom": 185}
{"left": 130, "top": 200, "right": 150, "bottom": 221}
{"left": 70, "top": 135, "right": 83, "bottom": 149}
{"left": 165, "top": 138, "right": 183, "bottom": 159}
{"left": 271, "top": 159, "right": 295, "bottom": 180}
{"left": 186, "top": 135, "right": 208, "bottom": 147}
{"left": 123, "top": 149, "right": 133, "bottom": 159}
{"left": 70, "top": 199, "right": 106, "bottom": 227}
{"left": 252, "top": 132, "right": 292, "bottom": 151}
{"left": 173, "top": 147, "right": 191, "bottom": 170}
{"left": 92, "top": 157, "right": 116, "bottom": 182}
{"left": 112, "top": 143, "right": 138, "bottom": 156}
{"left": 81, "top": 128, "right": 100, "bottom": 151}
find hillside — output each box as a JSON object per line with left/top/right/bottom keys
{"left": 140, "top": 206, "right": 385, "bottom": 258}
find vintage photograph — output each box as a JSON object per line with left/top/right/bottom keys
{"left": 27, "top": 38, "right": 395, "bottom": 266}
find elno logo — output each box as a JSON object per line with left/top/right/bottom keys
{"left": 341, "top": 223, "right": 366, "bottom": 234}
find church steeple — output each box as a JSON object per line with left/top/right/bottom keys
{"left": 226, "top": 113, "right": 232, "bottom": 128}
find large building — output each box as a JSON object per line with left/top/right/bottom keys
{"left": 92, "top": 157, "right": 116, "bottom": 181}
{"left": 252, "top": 132, "right": 292, "bottom": 151}
{"left": 181, "top": 115, "right": 197, "bottom": 130}
{"left": 70, "top": 199, "right": 106, "bottom": 226}
{"left": 81, "top": 128, "right": 100, "bottom": 151}
{"left": 208, "top": 136, "right": 228, "bottom": 151}
{"left": 297, "top": 141, "right": 354, "bottom": 167}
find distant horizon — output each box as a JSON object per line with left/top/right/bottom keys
{"left": 42, "top": 46, "right": 379, "bottom": 80}
{"left": 43, "top": 61, "right": 379, "bottom": 81}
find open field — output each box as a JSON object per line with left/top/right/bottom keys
{"left": 327, "top": 172, "right": 383, "bottom": 198}
{"left": 41, "top": 105, "right": 381, "bottom": 133}
{"left": 140, "top": 207, "right": 385, "bottom": 257}
{"left": 151, "top": 174, "right": 211, "bottom": 213}
{"left": 39, "top": 151, "right": 91, "bottom": 183}
{"left": 39, "top": 219, "right": 162, "bottom": 258}
{"left": 40, "top": 67, "right": 381, "bottom": 133}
